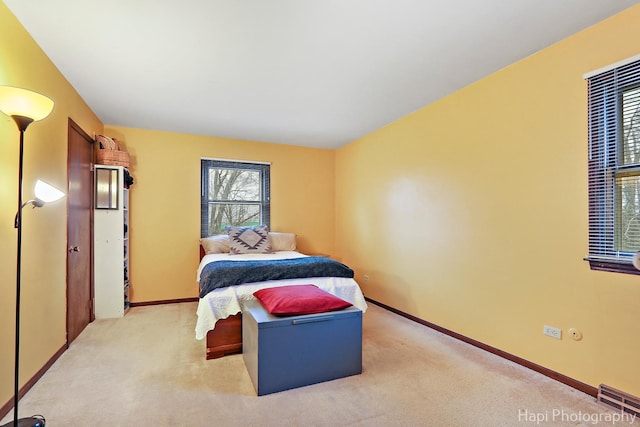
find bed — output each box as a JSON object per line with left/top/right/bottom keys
{"left": 195, "top": 232, "right": 368, "bottom": 360}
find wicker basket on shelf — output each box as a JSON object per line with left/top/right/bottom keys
{"left": 95, "top": 134, "right": 130, "bottom": 168}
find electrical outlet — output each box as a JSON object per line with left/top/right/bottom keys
{"left": 544, "top": 325, "right": 562, "bottom": 340}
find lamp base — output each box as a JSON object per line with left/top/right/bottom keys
{"left": 0, "top": 415, "right": 45, "bottom": 427}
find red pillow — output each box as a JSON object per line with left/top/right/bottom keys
{"left": 253, "top": 284, "right": 352, "bottom": 316}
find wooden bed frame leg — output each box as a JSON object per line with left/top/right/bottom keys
{"left": 206, "top": 344, "right": 243, "bottom": 360}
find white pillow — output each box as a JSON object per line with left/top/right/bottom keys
{"left": 200, "top": 234, "right": 230, "bottom": 254}
{"left": 269, "top": 232, "right": 297, "bottom": 251}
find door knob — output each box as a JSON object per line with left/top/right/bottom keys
{"left": 68, "top": 246, "right": 79, "bottom": 253}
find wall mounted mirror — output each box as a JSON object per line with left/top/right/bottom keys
{"left": 95, "top": 168, "right": 119, "bottom": 209}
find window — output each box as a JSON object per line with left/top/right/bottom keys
{"left": 200, "top": 159, "right": 270, "bottom": 237}
{"left": 586, "top": 57, "right": 640, "bottom": 274}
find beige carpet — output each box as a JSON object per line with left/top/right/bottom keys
{"left": 1, "top": 302, "right": 629, "bottom": 427}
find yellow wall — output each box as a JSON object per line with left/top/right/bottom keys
{"left": 103, "top": 126, "right": 335, "bottom": 302}
{"left": 3, "top": 0, "right": 640, "bottom": 411}
{"left": 335, "top": 5, "right": 640, "bottom": 396}
{"left": 0, "top": 2, "right": 103, "bottom": 408}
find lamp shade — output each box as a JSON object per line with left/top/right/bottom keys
{"left": 34, "top": 180, "right": 65, "bottom": 203}
{"left": 0, "top": 86, "right": 54, "bottom": 122}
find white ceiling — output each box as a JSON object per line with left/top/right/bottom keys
{"left": 4, "top": 1, "right": 640, "bottom": 149}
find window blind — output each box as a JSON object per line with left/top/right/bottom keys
{"left": 587, "top": 58, "right": 640, "bottom": 266}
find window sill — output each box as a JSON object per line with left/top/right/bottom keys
{"left": 585, "top": 257, "right": 640, "bottom": 275}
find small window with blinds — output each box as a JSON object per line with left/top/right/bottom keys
{"left": 200, "top": 159, "right": 270, "bottom": 237}
{"left": 586, "top": 58, "right": 640, "bottom": 274}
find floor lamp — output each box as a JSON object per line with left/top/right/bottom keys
{"left": 0, "top": 86, "right": 60, "bottom": 427}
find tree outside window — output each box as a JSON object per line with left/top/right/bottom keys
{"left": 617, "top": 86, "right": 640, "bottom": 252}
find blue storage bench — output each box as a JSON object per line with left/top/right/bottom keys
{"left": 242, "top": 299, "right": 362, "bottom": 396}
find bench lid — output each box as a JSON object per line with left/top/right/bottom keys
{"left": 243, "top": 299, "right": 362, "bottom": 329}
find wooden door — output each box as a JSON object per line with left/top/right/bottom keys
{"left": 67, "top": 119, "right": 94, "bottom": 345}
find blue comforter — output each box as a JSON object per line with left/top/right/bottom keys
{"left": 199, "top": 256, "right": 355, "bottom": 298}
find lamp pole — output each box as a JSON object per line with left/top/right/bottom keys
{"left": 12, "top": 116, "right": 33, "bottom": 427}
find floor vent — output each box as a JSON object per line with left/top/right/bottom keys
{"left": 598, "top": 384, "right": 640, "bottom": 417}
